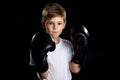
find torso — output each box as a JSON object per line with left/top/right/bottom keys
{"left": 46, "top": 38, "right": 74, "bottom": 80}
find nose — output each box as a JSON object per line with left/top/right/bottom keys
{"left": 53, "top": 23, "right": 57, "bottom": 29}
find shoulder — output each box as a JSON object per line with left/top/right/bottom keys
{"left": 60, "top": 38, "right": 72, "bottom": 46}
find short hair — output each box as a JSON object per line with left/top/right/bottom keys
{"left": 41, "top": 3, "right": 66, "bottom": 22}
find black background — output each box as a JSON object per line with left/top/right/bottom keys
{"left": 4, "top": 0, "right": 118, "bottom": 80}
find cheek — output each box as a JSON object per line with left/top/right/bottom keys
{"left": 46, "top": 27, "right": 53, "bottom": 34}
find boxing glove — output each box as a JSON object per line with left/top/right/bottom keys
{"left": 71, "top": 25, "right": 89, "bottom": 65}
{"left": 31, "top": 29, "right": 55, "bottom": 73}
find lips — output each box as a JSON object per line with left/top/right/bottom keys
{"left": 52, "top": 31, "right": 58, "bottom": 34}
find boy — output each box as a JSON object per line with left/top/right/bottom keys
{"left": 30, "top": 3, "right": 88, "bottom": 80}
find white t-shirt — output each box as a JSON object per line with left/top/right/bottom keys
{"left": 45, "top": 38, "right": 74, "bottom": 80}
{"left": 29, "top": 37, "right": 74, "bottom": 80}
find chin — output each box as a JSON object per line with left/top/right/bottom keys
{"left": 52, "top": 35, "right": 59, "bottom": 38}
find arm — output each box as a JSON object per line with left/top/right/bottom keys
{"left": 69, "top": 61, "right": 81, "bottom": 73}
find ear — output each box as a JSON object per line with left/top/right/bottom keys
{"left": 41, "top": 21, "right": 45, "bottom": 29}
{"left": 63, "top": 20, "right": 66, "bottom": 29}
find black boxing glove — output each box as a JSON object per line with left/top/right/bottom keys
{"left": 71, "top": 25, "right": 89, "bottom": 65}
{"left": 31, "top": 29, "right": 55, "bottom": 73}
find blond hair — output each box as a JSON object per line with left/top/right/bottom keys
{"left": 41, "top": 3, "right": 66, "bottom": 23}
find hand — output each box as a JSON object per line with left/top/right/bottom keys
{"left": 31, "top": 29, "right": 56, "bottom": 73}
{"left": 71, "top": 25, "right": 89, "bottom": 64}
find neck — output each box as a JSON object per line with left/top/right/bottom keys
{"left": 53, "top": 37, "right": 60, "bottom": 45}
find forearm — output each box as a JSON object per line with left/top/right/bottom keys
{"left": 39, "top": 70, "right": 49, "bottom": 79}
{"left": 69, "top": 61, "right": 81, "bottom": 73}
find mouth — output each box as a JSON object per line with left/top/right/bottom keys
{"left": 52, "top": 31, "right": 58, "bottom": 34}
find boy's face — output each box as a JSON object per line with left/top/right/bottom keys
{"left": 44, "top": 16, "right": 66, "bottom": 39}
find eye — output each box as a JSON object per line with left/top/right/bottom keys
{"left": 58, "top": 22, "right": 62, "bottom": 25}
{"left": 49, "top": 22, "right": 53, "bottom": 25}
{"left": 48, "top": 22, "right": 53, "bottom": 26}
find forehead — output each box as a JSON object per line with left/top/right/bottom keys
{"left": 47, "top": 16, "right": 64, "bottom": 22}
